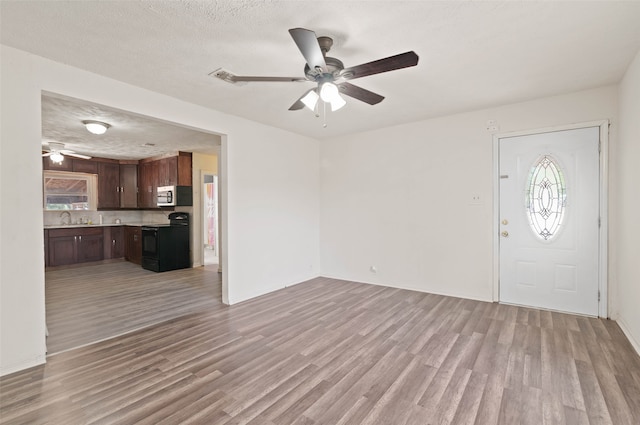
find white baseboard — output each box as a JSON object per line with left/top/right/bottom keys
{"left": 617, "top": 318, "right": 640, "bottom": 357}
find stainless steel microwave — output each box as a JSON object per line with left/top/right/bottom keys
{"left": 157, "top": 185, "right": 193, "bottom": 207}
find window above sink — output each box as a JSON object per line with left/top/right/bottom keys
{"left": 43, "top": 171, "right": 97, "bottom": 211}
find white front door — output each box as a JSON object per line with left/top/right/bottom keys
{"left": 499, "top": 127, "right": 600, "bottom": 316}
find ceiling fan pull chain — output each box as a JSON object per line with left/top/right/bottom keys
{"left": 323, "top": 101, "right": 328, "bottom": 128}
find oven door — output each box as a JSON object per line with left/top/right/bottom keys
{"left": 141, "top": 227, "right": 159, "bottom": 258}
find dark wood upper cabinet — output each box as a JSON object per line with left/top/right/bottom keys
{"left": 137, "top": 161, "right": 157, "bottom": 208}
{"left": 72, "top": 159, "right": 98, "bottom": 174}
{"left": 177, "top": 153, "right": 192, "bottom": 186}
{"left": 42, "top": 152, "right": 192, "bottom": 210}
{"left": 119, "top": 164, "right": 138, "bottom": 208}
{"left": 43, "top": 157, "right": 98, "bottom": 173}
{"left": 97, "top": 162, "right": 120, "bottom": 209}
{"left": 157, "top": 156, "right": 178, "bottom": 187}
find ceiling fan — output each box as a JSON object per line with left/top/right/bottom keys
{"left": 42, "top": 142, "right": 92, "bottom": 163}
{"left": 212, "top": 28, "right": 419, "bottom": 112}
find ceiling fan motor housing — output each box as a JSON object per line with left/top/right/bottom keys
{"left": 304, "top": 56, "right": 344, "bottom": 81}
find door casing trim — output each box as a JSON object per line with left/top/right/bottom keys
{"left": 492, "top": 120, "right": 609, "bottom": 318}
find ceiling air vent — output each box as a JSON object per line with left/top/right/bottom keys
{"left": 209, "top": 68, "right": 242, "bottom": 84}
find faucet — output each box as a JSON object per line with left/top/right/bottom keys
{"left": 60, "top": 211, "right": 71, "bottom": 225}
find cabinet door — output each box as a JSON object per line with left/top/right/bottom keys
{"left": 111, "top": 226, "right": 125, "bottom": 258}
{"left": 48, "top": 236, "right": 77, "bottom": 266}
{"left": 177, "top": 153, "right": 192, "bottom": 186}
{"left": 138, "top": 162, "right": 157, "bottom": 208}
{"left": 72, "top": 159, "right": 98, "bottom": 174}
{"left": 125, "top": 226, "right": 142, "bottom": 264}
{"left": 98, "top": 162, "right": 120, "bottom": 209}
{"left": 158, "top": 157, "right": 178, "bottom": 187}
{"left": 119, "top": 164, "right": 138, "bottom": 208}
{"left": 76, "top": 229, "right": 104, "bottom": 263}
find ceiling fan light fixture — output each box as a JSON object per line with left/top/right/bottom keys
{"left": 329, "top": 96, "right": 346, "bottom": 112}
{"left": 50, "top": 152, "right": 64, "bottom": 164}
{"left": 319, "top": 82, "right": 340, "bottom": 103}
{"left": 82, "top": 120, "right": 110, "bottom": 135}
{"left": 301, "top": 90, "right": 319, "bottom": 111}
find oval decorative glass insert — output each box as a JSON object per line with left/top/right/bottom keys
{"left": 525, "top": 155, "right": 566, "bottom": 240}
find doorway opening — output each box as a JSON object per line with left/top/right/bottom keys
{"left": 203, "top": 173, "right": 219, "bottom": 266}
{"left": 41, "top": 91, "right": 228, "bottom": 354}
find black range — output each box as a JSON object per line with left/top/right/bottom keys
{"left": 141, "top": 212, "right": 190, "bottom": 272}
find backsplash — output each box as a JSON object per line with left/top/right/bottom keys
{"left": 43, "top": 210, "right": 170, "bottom": 226}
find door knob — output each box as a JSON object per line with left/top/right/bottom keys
{"left": 501, "top": 231, "right": 509, "bottom": 237}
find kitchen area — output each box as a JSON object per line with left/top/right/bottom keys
{"left": 41, "top": 93, "right": 223, "bottom": 354}
{"left": 43, "top": 151, "right": 194, "bottom": 272}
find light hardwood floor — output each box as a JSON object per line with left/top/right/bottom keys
{"left": 45, "top": 260, "right": 221, "bottom": 354}
{"left": 2, "top": 272, "right": 640, "bottom": 424}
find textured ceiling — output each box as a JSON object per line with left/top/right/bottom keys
{"left": 41, "top": 94, "right": 220, "bottom": 160}
{"left": 2, "top": 1, "right": 640, "bottom": 144}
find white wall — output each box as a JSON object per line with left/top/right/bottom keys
{"left": 320, "top": 86, "right": 618, "bottom": 302}
{"left": 0, "top": 46, "right": 320, "bottom": 376}
{"left": 616, "top": 50, "right": 640, "bottom": 353}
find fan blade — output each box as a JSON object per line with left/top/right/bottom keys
{"left": 338, "top": 83, "right": 385, "bottom": 105}
{"left": 338, "top": 51, "right": 419, "bottom": 82}
{"left": 289, "top": 88, "right": 316, "bottom": 111}
{"left": 42, "top": 152, "right": 54, "bottom": 157}
{"left": 232, "top": 76, "right": 308, "bottom": 83}
{"left": 65, "top": 152, "right": 92, "bottom": 160}
{"left": 289, "top": 28, "right": 327, "bottom": 73}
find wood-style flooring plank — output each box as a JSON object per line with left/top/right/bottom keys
{"left": 1, "top": 269, "right": 640, "bottom": 425}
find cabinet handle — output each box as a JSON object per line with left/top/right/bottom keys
{"left": 113, "top": 239, "right": 116, "bottom": 246}
{"left": 79, "top": 235, "right": 82, "bottom": 242}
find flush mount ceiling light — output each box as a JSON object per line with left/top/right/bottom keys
{"left": 82, "top": 120, "right": 111, "bottom": 135}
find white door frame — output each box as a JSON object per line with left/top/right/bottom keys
{"left": 492, "top": 120, "right": 609, "bottom": 317}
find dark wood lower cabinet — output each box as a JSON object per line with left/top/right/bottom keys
{"left": 46, "top": 225, "right": 143, "bottom": 267}
{"left": 47, "top": 227, "right": 104, "bottom": 267}
{"left": 124, "top": 226, "right": 142, "bottom": 265}
{"left": 103, "top": 226, "right": 125, "bottom": 259}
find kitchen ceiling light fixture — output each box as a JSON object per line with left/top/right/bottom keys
{"left": 82, "top": 120, "right": 111, "bottom": 135}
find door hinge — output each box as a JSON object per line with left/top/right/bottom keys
{"left": 598, "top": 290, "right": 601, "bottom": 302}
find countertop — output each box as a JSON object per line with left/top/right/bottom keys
{"left": 44, "top": 222, "right": 168, "bottom": 229}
